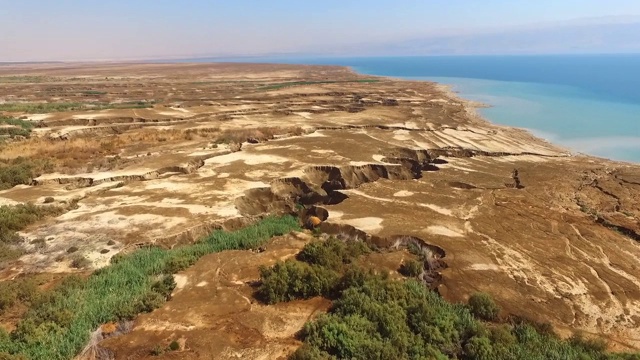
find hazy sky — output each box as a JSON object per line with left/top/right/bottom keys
{"left": 2, "top": 0, "right": 640, "bottom": 61}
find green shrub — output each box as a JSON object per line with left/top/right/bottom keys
{"left": 0, "top": 204, "right": 63, "bottom": 249}
{"left": 163, "top": 255, "right": 197, "bottom": 273}
{"left": 0, "top": 352, "right": 28, "bottom": 360}
{"left": 399, "top": 259, "right": 423, "bottom": 277}
{"left": 297, "top": 238, "right": 371, "bottom": 270}
{"left": 257, "top": 260, "right": 339, "bottom": 304}
{"left": 0, "top": 244, "right": 24, "bottom": 263}
{"left": 569, "top": 333, "right": 607, "bottom": 354}
{"left": 0, "top": 157, "right": 52, "bottom": 190}
{"left": 468, "top": 293, "right": 500, "bottom": 321}
{"left": 464, "top": 336, "right": 494, "bottom": 360}
{"left": 0, "top": 117, "right": 34, "bottom": 139}
{"left": 150, "top": 345, "right": 164, "bottom": 356}
{"left": 168, "top": 340, "right": 180, "bottom": 351}
{"left": 256, "top": 239, "right": 631, "bottom": 360}
{"left": 151, "top": 275, "right": 177, "bottom": 300}
{"left": 0, "top": 290, "right": 17, "bottom": 313}
{"left": 70, "top": 256, "right": 90, "bottom": 269}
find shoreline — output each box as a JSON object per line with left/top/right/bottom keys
{"left": 348, "top": 67, "right": 576, "bottom": 159}
{"left": 346, "top": 66, "right": 639, "bottom": 166}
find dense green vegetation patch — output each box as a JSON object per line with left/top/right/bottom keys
{"left": 257, "top": 238, "right": 639, "bottom": 360}
{"left": 259, "top": 79, "right": 380, "bottom": 90}
{"left": 0, "top": 101, "right": 153, "bottom": 113}
{"left": 0, "top": 158, "right": 52, "bottom": 190}
{"left": 0, "top": 117, "right": 34, "bottom": 139}
{"left": 0, "top": 204, "right": 64, "bottom": 263}
{"left": 257, "top": 238, "right": 373, "bottom": 304}
{"left": 0, "top": 215, "right": 300, "bottom": 360}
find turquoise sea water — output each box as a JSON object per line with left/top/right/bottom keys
{"left": 175, "top": 55, "right": 640, "bottom": 163}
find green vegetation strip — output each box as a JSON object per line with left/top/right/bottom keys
{"left": 257, "top": 238, "right": 639, "bottom": 360}
{"left": 0, "top": 158, "right": 52, "bottom": 191}
{"left": 0, "top": 117, "right": 34, "bottom": 139}
{"left": 0, "top": 101, "right": 153, "bottom": 114}
{"left": 0, "top": 215, "right": 300, "bottom": 360}
{"left": 258, "top": 79, "right": 379, "bottom": 91}
{"left": 0, "top": 77, "right": 47, "bottom": 84}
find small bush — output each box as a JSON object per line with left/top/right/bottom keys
{"left": 43, "top": 197, "right": 54, "bottom": 204}
{"left": 150, "top": 345, "right": 164, "bottom": 356}
{"left": 468, "top": 293, "right": 500, "bottom": 322}
{"left": 0, "top": 352, "right": 28, "bottom": 360}
{"left": 168, "top": 340, "right": 180, "bottom": 351}
{"left": 100, "top": 249, "right": 110, "bottom": 254}
{"left": 70, "top": 256, "right": 90, "bottom": 269}
{"left": 0, "top": 117, "right": 34, "bottom": 139}
{"left": 164, "top": 255, "right": 197, "bottom": 273}
{"left": 256, "top": 261, "right": 339, "bottom": 304}
{"left": 398, "top": 259, "right": 423, "bottom": 277}
{"left": 0, "top": 204, "right": 63, "bottom": 248}
{"left": 464, "top": 336, "right": 494, "bottom": 360}
{"left": 0, "top": 158, "right": 44, "bottom": 190}
{"left": 296, "top": 238, "right": 371, "bottom": 269}
{"left": 569, "top": 333, "right": 607, "bottom": 353}
{"left": 151, "top": 275, "right": 177, "bottom": 300}
{"left": 66, "top": 246, "right": 79, "bottom": 254}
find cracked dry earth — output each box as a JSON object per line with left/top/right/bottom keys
{"left": 1, "top": 63, "right": 640, "bottom": 356}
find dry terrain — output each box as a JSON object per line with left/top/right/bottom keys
{"left": 0, "top": 62, "right": 639, "bottom": 357}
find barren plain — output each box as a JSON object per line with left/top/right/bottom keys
{"left": 0, "top": 62, "right": 639, "bottom": 358}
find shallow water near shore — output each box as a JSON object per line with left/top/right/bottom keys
{"left": 411, "top": 76, "right": 640, "bottom": 163}
{"left": 177, "top": 54, "right": 640, "bottom": 163}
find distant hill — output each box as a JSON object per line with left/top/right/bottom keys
{"left": 350, "top": 19, "right": 640, "bottom": 55}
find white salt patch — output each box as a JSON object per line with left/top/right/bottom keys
{"left": 206, "top": 152, "right": 289, "bottom": 165}
{"left": 304, "top": 131, "right": 326, "bottom": 137}
{"left": 196, "top": 281, "right": 208, "bottom": 287}
{"left": 393, "top": 191, "right": 414, "bottom": 197}
{"left": 25, "top": 114, "right": 51, "bottom": 121}
{"left": 213, "top": 205, "right": 240, "bottom": 217}
{"left": 339, "top": 217, "right": 383, "bottom": 233}
{"left": 393, "top": 129, "right": 411, "bottom": 141}
{"left": 173, "top": 275, "right": 188, "bottom": 291}
{"left": 468, "top": 264, "right": 500, "bottom": 271}
{"left": 0, "top": 197, "right": 20, "bottom": 206}
{"left": 350, "top": 161, "right": 377, "bottom": 166}
{"left": 420, "top": 204, "right": 453, "bottom": 216}
{"left": 427, "top": 225, "right": 464, "bottom": 237}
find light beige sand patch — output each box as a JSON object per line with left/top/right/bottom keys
{"left": 393, "top": 190, "right": 414, "bottom": 197}
{"left": 427, "top": 225, "right": 464, "bottom": 237}
{"left": 337, "top": 217, "right": 383, "bottom": 233}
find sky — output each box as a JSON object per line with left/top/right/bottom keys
{"left": 1, "top": 0, "right": 640, "bottom": 61}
